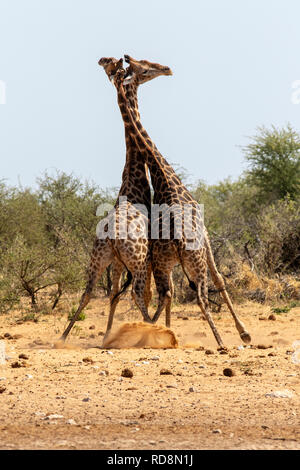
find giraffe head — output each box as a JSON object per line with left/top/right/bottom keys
{"left": 123, "top": 55, "right": 172, "bottom": 85}
{"left": 98, "top": 57, "right": 124, "bottom": 82}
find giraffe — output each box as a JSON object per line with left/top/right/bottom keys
{"left": 111, "top": 56, "right": 251, "bottom": 349}
{"left": 60, "top": 57, "right": 172, "bottom": 341}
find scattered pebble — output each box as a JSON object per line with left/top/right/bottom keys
{"left": 212, "top": 429, "right": 222, "bottom": 434}
{"left": 189, "top": 386, "right": 195, "bottom": 393}
{"left": 82, "top": 397, "right": 90, "bottom": 402}
{"left": 99, "top": 370, "right": 109, "bottom": 376}
{"left": 237, "top": 345, "right": 244, "bottom": 351}
{"left": 205, "top": 349, "right": 214, "bottom": 355}
{"left": 265, "top": 390, "right": 294, "bottom": 399}
{"left": 160, "top": 368, "right": 173, "bottom": 375}
{"left": 107, "top": 351, "right": 114, "bottom": 356}
{"left": 25, "top": 374, "right": 33, "bottom": 379}
{"left": 141, "top": 361, "right": 150, "bottom": 365}
{"left": 0, "top": 386, "right": 6, "bottom": 394}
{"left": 178, "top": 359, "right": 183, "bottom": 364}
{"left": 268, "top": 314, "right": 276, "bottom": 321}
{"left": 151, "top": 356, "right": 160, "bottom": 361}
{"left": 66, "top": 419, "right": 77, "bottom": 425}
{"left": 18, "top": 353, "right": 29, "bottom": 360}
{"left": 44, "top": 414, "right": 64, "bottom": 420}
{"left": 0, "top": 377, "right": 6, "bottom": 381}
{"left": 121, "top": 368, "right": 133, "bottom": 378}
{"left": 82, "top": 357, "right": 94, "bottom": 364}
{"left": 223, "top": 368, "right": 235, "bottom": 377}
{"left": 11, "top": 361, "right": 27, "bottom": 368}
{"left": 89, "top": 325, "right": 95, "bottom": 330}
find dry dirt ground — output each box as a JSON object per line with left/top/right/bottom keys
{"left": 0, "top": 298, "right": 299, "bottom": 450}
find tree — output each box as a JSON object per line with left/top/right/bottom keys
{"left": 243, "top": 125, "right": 300, "bottom": 203}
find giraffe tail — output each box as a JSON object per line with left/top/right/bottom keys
{"left": 110, "top": 271, "right": 133, "bottom": 304}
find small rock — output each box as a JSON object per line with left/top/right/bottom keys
{"left": 0, "top": 377, "right": 6, "bottom": 381}
{"left": 268, "top": 314, "right": 276, "bottom": 321}
{"left": 98, "top": 331, "right": 104, "bottom": 336}
{"left": 189, "top": 386, "right": 195, "bottom": 392}
{"left": 107, "top": 351, "right": 114, "bottom": 356}
{"left": 66, "top": 419, "right": 77, "bottom": 425}
{"left": 11, "top": 361, "right": 27, "bottom": 368}
{"left": 25, "top": 374, "right": 33, "bottom": 379}
{"left": 18, "top": 354, "right": 29, "bottom": 360}
{"left": 256, "top": 344, "right": 270, "bottom": 350}
{"left": 151, "top": 356, "right": 160, "bottom": 361}
{"left": 212, "top": 429, "right": 222, "bottom": 434}
{"left": 205, "top": 349, "right": 214, "bottom": 355}
{"left": 223, "top": 368, "right": 235, "bottom": 377}
{"left": 160, "top": 368, "right": 173, "bottom": 375}
{"left": 178, "top": 359, "right": 183, "bottom": 364}
{"left": 4, "top": 333, "right": 13, "bottom": 340}
{"left": 0, "top": 386, "right": 6, "bottom": 394}
{"left": 121, "top": 368, "right": 133, "bottom": 378}
{"left": 237, "top": 345, "right": 244, "bottom": 351}
{"left": 44, "top": 414, "right": 64, "bottom": 420}
{"left": 82, "top": 357, "right": 94, "bottom": 364}
{"left": 149, "top": 440, "right": 156, "bottom": 445}
{"left": 141, "top": 361, "right": 149, "bottom": 365}
{"left": 89, "top": 325, "right": 95, "bottom": 330}
{"left": 99, "top": 370, "right": 109, "bottom": 376}
{"left": 82, "top": 397, "right": 90, "bottom": 402}
{"left": 265, "top": 390, "right": 294, "bottom": 399}
{"left": 89, "top": 334, "right": 96, "bottom": 339}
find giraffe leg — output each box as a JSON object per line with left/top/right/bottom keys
{"left": 144, "top": 259, "right": 153, "bottom": 309}
{"left": 205, "top": 238, "right": 251, "bottom": 343}
{"left": 104, "top": 260, "right": 124, "bottom": 337}
{"left": 151, "top": 268, "right": 172, "bottom": 324}
{"left": 181, "top": 249, "right": 225, "bottom": 349}
{"left": 196, "top": 281, "right": 225, "bottom": 349}
{"left": 165, "top": 273, "right": 174, "bottom": 328}
{"left": 60, "top": 240, "right": 113, "bottom": 341}
{"left": 131, "top": 267, "right": 153, "bottom": 323}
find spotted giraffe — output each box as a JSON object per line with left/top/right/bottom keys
{"left": 60, "top": 57, "right": 171, "bottom": 340}
{"left": 112, "top": 56, "right": 251, "bottom": 348}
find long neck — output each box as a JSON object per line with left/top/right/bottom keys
{"left": 115, "top": 78, "right": 193, "bottom": 205}
{"left": 117, "top": 81, "right": 151, "bottom": 211}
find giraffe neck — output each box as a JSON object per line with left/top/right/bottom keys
{"left": 115, "top": 78, "right": 193, "bottom": 206}
{"left": 117, "top": 82, "right": 151, "bottom": 212}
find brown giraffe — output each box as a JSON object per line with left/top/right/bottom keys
{"left": 112, "top": 56, "right": 251, "bottom": 348}
{"left": 60, "top": 57, "right": 171, "bottom": 341}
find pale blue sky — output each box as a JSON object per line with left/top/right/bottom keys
{"left": 0, "top": 0, "right": 300, "bottom": 190}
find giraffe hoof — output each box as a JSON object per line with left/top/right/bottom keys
{"left": 240, "top": 331, "right": 251, "bottom": 344}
